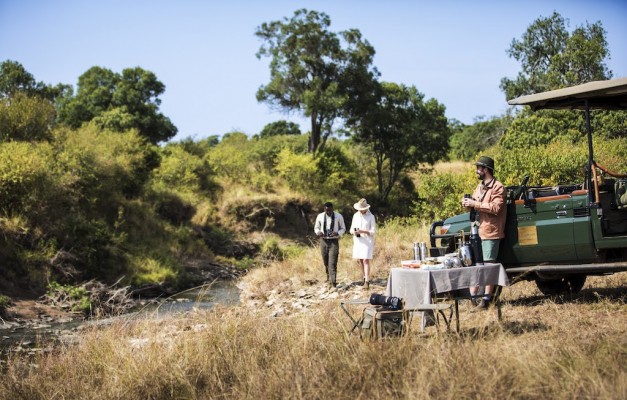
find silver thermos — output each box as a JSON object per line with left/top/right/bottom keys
{"left": 420, "top": 242, "right": 428, "bottom": 260}
{"left": 413, "top": 242, "right": 420, "bottom": 260}
{"left": 470, "top": 222, "right": 484, "bottom": 266}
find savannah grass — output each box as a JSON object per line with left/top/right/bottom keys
{"left": 1, "top": 223, "right": 625, "bottom": 399}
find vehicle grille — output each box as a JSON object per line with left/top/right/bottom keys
{"left": 573, "top": 207, "right": 590, "bottom": 217}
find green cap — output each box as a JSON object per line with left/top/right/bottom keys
{"left": 473, "top": 156, "right": 495, "bottom": 172}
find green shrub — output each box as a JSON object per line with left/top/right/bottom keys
{"left": 495, "top": 141, "right": 587, "bottom": 186}
{"left": 274, "top": 149, "right": 318, "bottom": 191}
{"left": 0, "top": 92, "right": 56, "bottom": 142}
{"left": 499, "top": 109, "right": 585, "bottom": 150}
{"left": 0, "top": 294, "right": 11, "bottom": 307}
{"left": 315, "top": 145, "right": 358, "bottom": 196}
{"left": 274, "top": 145, "right": 359, "bottom": 204}
{"left": 152, "top": 145, "right": 215, "bottom": 193}
{"left": 205, "top": 132, "right": 253, "bottom": 181}
{"left": 250, "top": 134, "right": 308, "bottom": 171}
{"left": 594, "top": 137, "right": 627, "bottom": 173}
{"left": 0, "top": 141, "right": 54, "bottom": 213}
{"left": 129, "top": 256, "right": 180, "bottom": 286}
{"left": 412, "top": 170, "right": 475, "bottom": 221}
{"left": 46, "top": 282, "right": 91, "bottom": 313}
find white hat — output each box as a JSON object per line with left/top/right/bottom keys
{"left": 353, "top": 198, "right": 371, "bottom": 211}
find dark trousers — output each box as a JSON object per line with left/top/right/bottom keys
{"left": 320, "top": 239, "right": 339, "bottom": 284}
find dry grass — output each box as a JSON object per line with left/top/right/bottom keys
{"left": 1, "top": 223, "right": 626, "bottom": 400}
{"left": 433, "top": 160, "right": 471, "bottom": 175}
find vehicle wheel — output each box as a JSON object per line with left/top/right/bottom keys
{"left": 535, "top": 275, "right": 587, "bottom": 296}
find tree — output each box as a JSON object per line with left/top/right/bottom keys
{"left": 258, "top": 120, "right": 301, "bottom": 138}
{"left": 500, "top": 11, "right": 611, "bottom": 99}
{"left": 0, "top": 60, "right": 70, "bottom": 101}
{"left": 449, "top": 115, "right": 512, "bottom": 160}
{"left": 57, "top": 66, "right": 177, "bottom": 144}
{"left": 255, "top": 9, "right": 378, "bottom": 154}
{"left": 0, "top": 91, "right": 56, "bottom": 141}
{"left": 498, "top": 12, "right": 625, "bottom": 149}
{"left": 0, "top": 61, "right": 66, "bottom": 141}
{"left": 351, "top": 82, "right": 450, "bottom": 202}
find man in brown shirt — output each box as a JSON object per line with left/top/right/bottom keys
{"left": 461, "top": 156, "right": 507, "bottom": 309}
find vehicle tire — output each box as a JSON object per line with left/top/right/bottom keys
{"left": 535, "top": 275, "right": 587, "bottom": 296}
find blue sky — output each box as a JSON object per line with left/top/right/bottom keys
{"left": 1, "top": 0, "right": 626, "bottom": 142}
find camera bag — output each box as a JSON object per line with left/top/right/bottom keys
{"left": 359, "top": 305, "right": 409, "bottom": 340}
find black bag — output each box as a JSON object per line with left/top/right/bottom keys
{"left": 360, "top": 305, "right": 408, "bottom": 340}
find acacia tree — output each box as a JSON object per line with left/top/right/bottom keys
{"left": 58, "top": 66, "right": 177, "bottom": 144}
{"left": 499, "top": 12, "right": 625, "bottom": 148}
{"left": 255, "top": 9, "right": 378, "bottom": 154}
{"left": 0, "top": 60, "right": 69, "bottom": 141}
{"left": 500, "top": 11, "right": 611, "bottom": 99}
{"left": 258, "top": 120, "right": 301, "bottom": 138}
{"left": 350, "top": 82, "right": 450, "bottom": 202}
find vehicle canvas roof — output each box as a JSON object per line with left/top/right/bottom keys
{"left": 507, "top": 77, "right": 627, "bottom": 111}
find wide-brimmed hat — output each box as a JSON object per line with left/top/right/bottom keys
{"left": 354, "top": 198, "right": 371, "bottom": 211}
{"left": 473, "top": 156, "right": 495, "bottom": 172}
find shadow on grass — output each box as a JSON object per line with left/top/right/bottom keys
{"left": 505, "top": 285, "right": 626, "bottom": 307}
{"left": 457, "top": 320, "right": 550, "bottom": 339}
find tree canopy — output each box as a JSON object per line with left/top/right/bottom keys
{"left": 497, "top": 11, "right": 624, "bottom": 152}
{"left": 255, "top": 9, "right": 378, "bottom": 154}
{"left": 449, "top": 115, "right": 511, "bottom": 161}
{"left": 258, "top": 120, "right": 302, "bottom": 138}
{"left": 0, "top": 60, "right": 69, "bottom": 101}
{"left": 500, "top": 11, "right": 611, "bottom": 100}
{"left": 57, "top": 66, "right": 177, "bottom": 144}
{"left": 350, "top": 82, "right": 450, "bottom": 201}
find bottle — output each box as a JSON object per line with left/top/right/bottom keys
{"left": 413, "top": 242, "right": 420, "bottom": 260}
{"left": 469, "top": 222, "right": 484, "bottom": 266}
{"left": 420, "top": 242, "right": 428, "bottom": 260}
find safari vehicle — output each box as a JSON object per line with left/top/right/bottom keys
{"left": 430, "top": 77, "right": 627, "bottom": 295}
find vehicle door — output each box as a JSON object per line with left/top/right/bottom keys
{"left": 500, "top": 192, "right": 577, "bottom": 265}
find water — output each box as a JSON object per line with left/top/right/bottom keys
{"left": 135, "top": 280, "right": 241, "bottom": 313}
{"left": 0, "top": 280, "right": 241, "bottom": 356}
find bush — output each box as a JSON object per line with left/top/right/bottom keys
{"left": 412, "top": 170, "right": 475, "bottom": 221}
{"left": 129, "top": 256, "right": 180, "bottom": 286}
{"left": 274, "top": 145, "right": 359, "bottom": 204}
{"left": 274, "top": 149, "right": 318, "bottom": 192}
{"left": 250, "top": 134, "right": 309, "bottom": 171}
{"left": 449, "top": 116, "right": 510, "bottom": 160}
{"left": 152, "top": 145, "right": 215, "bottom": 194}
{"left": 0, "top": 141, "right": 53, "bottom": 213}
{"left": 499, "top": 109, "right": 585, "bottom": 150}
{"left": 205, "top": 132, "right": 253, "bottom": 181}
{"left": 0, "top": 92, "right": 56, "bottom": 142}
{"left": 46, "top": 282, "right": 91, "bottom": 313}
{"left": 495, "top": 141, "right": 587, "bottom": 186}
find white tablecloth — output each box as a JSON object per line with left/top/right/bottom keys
{"left": 385, "top": 263, "right": 510, "bottom": 330}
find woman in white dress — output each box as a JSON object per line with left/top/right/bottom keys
{"left": 350, "top": 198, "right": 376, "bottom": 289}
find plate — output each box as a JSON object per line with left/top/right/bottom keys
{"left": 422, "top": 263, "right": 449, "bottom": 270}
{"left": 401, "top": 260, "right": 421, "bottom": 268}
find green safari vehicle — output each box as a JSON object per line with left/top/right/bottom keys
{"left": 430, "top": 77, "right": 627, "bottom": 295}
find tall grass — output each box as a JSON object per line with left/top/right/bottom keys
{"left": 1, "top": 221, "right": 625, "bottom": 400}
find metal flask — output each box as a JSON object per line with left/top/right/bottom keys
{"left": 459, "top": 231, "right": 473, "bottom": 267}
{"left": 420, "top": 242, "right": 428, "bottom": 260}
{"left": 470, "top": 222, "right": 484, "bottom": 266}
